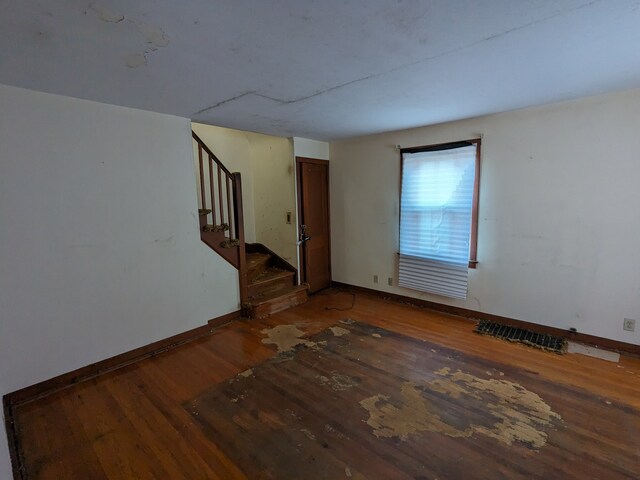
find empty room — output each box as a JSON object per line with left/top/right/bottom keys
{"left": 1, "top": 1, "right": 639, "bottom": 479}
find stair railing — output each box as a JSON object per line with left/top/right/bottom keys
{"left": 192, "top": 131, "right": 248, "bottom": 309}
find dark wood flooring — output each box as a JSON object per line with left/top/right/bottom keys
{"left": 9, "top": 290, "right": 640, "bottom": 479}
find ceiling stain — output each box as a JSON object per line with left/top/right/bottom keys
{"left": 360, "top": 367, "right": 562, "bottom": 448}
{"left": 138, "top": 23, "right": 169, "bottom": 48}
{"left": 125, "top": 53, "right": 147, "bottom": 68}
{"left": 88, "top": 3, "right": 169, "bottom": 68}
{"left": 89, "top": 3, "right": 125, "bottom": 23}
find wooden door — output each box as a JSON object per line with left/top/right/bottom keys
{"left": 296, "top": 157, "right": 331, "bottom": 293}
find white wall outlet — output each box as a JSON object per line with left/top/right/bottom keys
{"left": 623, "top": 318, "right": 635, "bottom": 332}
{"left": 373, "top": 274, "right": 378, "bottom": 284}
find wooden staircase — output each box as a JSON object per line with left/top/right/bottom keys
{"left": 245, "top": 244, "right": 308, "bottom": 318}
{"left": 193, "top": 131, "right": 308, "bottom": 318}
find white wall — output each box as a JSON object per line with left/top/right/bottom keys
{"left": 247, "top": 134, "right": 298, "bottom": 266}
{"left": 293, "top": 137, "right": 330, "bottom": 160}
{"left": 0, "top": 85, "right": 239, "bottom": 477}
{"left": 330, "top": 88, "right": 640, "bottom": 346}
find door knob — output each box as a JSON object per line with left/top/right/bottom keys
{"left": 298, "top": 224, "right": 311, "bottom": 244}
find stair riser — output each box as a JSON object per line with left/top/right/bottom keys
{"left": 248, "top": 275, "right": 295, "bottom": 298}
{"left": 247, "top": 259, "right": 271, "bottom": 283}
{"left": 248, "top": 289, "right": 308, "bottom": 319}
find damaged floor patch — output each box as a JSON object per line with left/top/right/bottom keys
{"left": 330, "top": 326, "right": 350, "bottom": 337}
{"left": 261, "top": 324, "right": 315, "bottom": 353}
{"left": 318, "top": 372, "right": 360, "bottom": 391}
{"left": 360, "top": 367, "right": 561, "bottom": 449}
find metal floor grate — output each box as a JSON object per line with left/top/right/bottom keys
{"left": 474, "top": 320, "right": 567, "bottom": 354}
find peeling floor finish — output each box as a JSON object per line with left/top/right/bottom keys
{"left": 329, "top": 326, "right": 350, "bottom": 337}
{"left": 318, "top": 371, "right": 360, "bottom": 392}
{"left": 360, "top": 368, "right": 561, "bottom": 448}
{"left": 187, "top": 319, "right": 640, "bottom": 479}
{"left": 260, "top": 324, "right": 314, "bottom": 353}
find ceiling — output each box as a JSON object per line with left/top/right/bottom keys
{"left": 2, "top": 0, "right": 640, "bottom": 140}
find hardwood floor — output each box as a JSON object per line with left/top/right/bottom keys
{"left": 9, "top": 290, "right": 640, "bottom": 479}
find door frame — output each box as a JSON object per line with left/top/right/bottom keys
{"left": 295, "top": 156, "right": 331, "bottom": 289}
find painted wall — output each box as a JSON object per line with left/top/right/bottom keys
{"left": 294, "top": 137, "right": 330, "bottom": 161}
{"left": 330, "top": 88, "right": 640, "bottom": 346}
{"left": 192, "top": 123, "right": 299, "bottom": 267}
{"left": 247, "top": 134, "right": 298, "bottom": 266}
{"left": 0, "top": 85, "right": 239, "bottom": 477}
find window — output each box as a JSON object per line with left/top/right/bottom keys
{"left": 398, "top": 140, "right": 480, "bottom": 299}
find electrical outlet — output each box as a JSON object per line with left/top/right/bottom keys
{"left": 373, "top": 275, "right": 378, "bottom": 284}
{"left": 623, "top": 318, "right": 635, "bottom": 332}
{"left": 286, "top": 211, "right": 292, "bottom": 224}
{"left": 388, "top": 277, "right": 393, "bottom": 286}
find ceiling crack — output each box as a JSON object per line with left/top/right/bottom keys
{"left": 248, "top": 0, "right": 605, "bottom": 106}
{"left": 193, "top": 91, "right": 256, "bottom": 115}
{"left": 191, "top": 0, "right": 604, "bottom": 118}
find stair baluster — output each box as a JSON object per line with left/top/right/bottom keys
{"left": 198, "top": 144, "right": 206, "bottom": 212}
{"left": 192, "top": 131, "right": 248, "bottom": 308}
{"left": 208, "top": 155, "right": 216, "bottom": 225}
{"left": 216, "top": 164, "right": 223, "bottom": 232}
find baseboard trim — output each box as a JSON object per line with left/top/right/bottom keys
{"left": 332, "top": 281, "right": 640, "bottom": 357}
{"left": 4, "top": 396, "right": 22, "bottom": 480}
{"left": 4, "top": 309, "right": 240, "bottom": 408}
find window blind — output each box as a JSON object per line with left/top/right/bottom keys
{"left": 399, "top": 144, "right": 477, "bottom": 299}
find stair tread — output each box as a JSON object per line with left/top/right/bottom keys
{"left": 247, "top": 252, "right": 271, "bottom": 269}
{"left": 248, "top": 284, "right": 308, "bottom": 306}
{"left": 249, "top": 266, "right": 294, "bottom": 286}
{"left": 203, "top": 223, "right": 229, "bottom": 232}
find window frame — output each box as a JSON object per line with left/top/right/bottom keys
{"left": 399, "top": 139, "right": 481, "bottom": 269}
